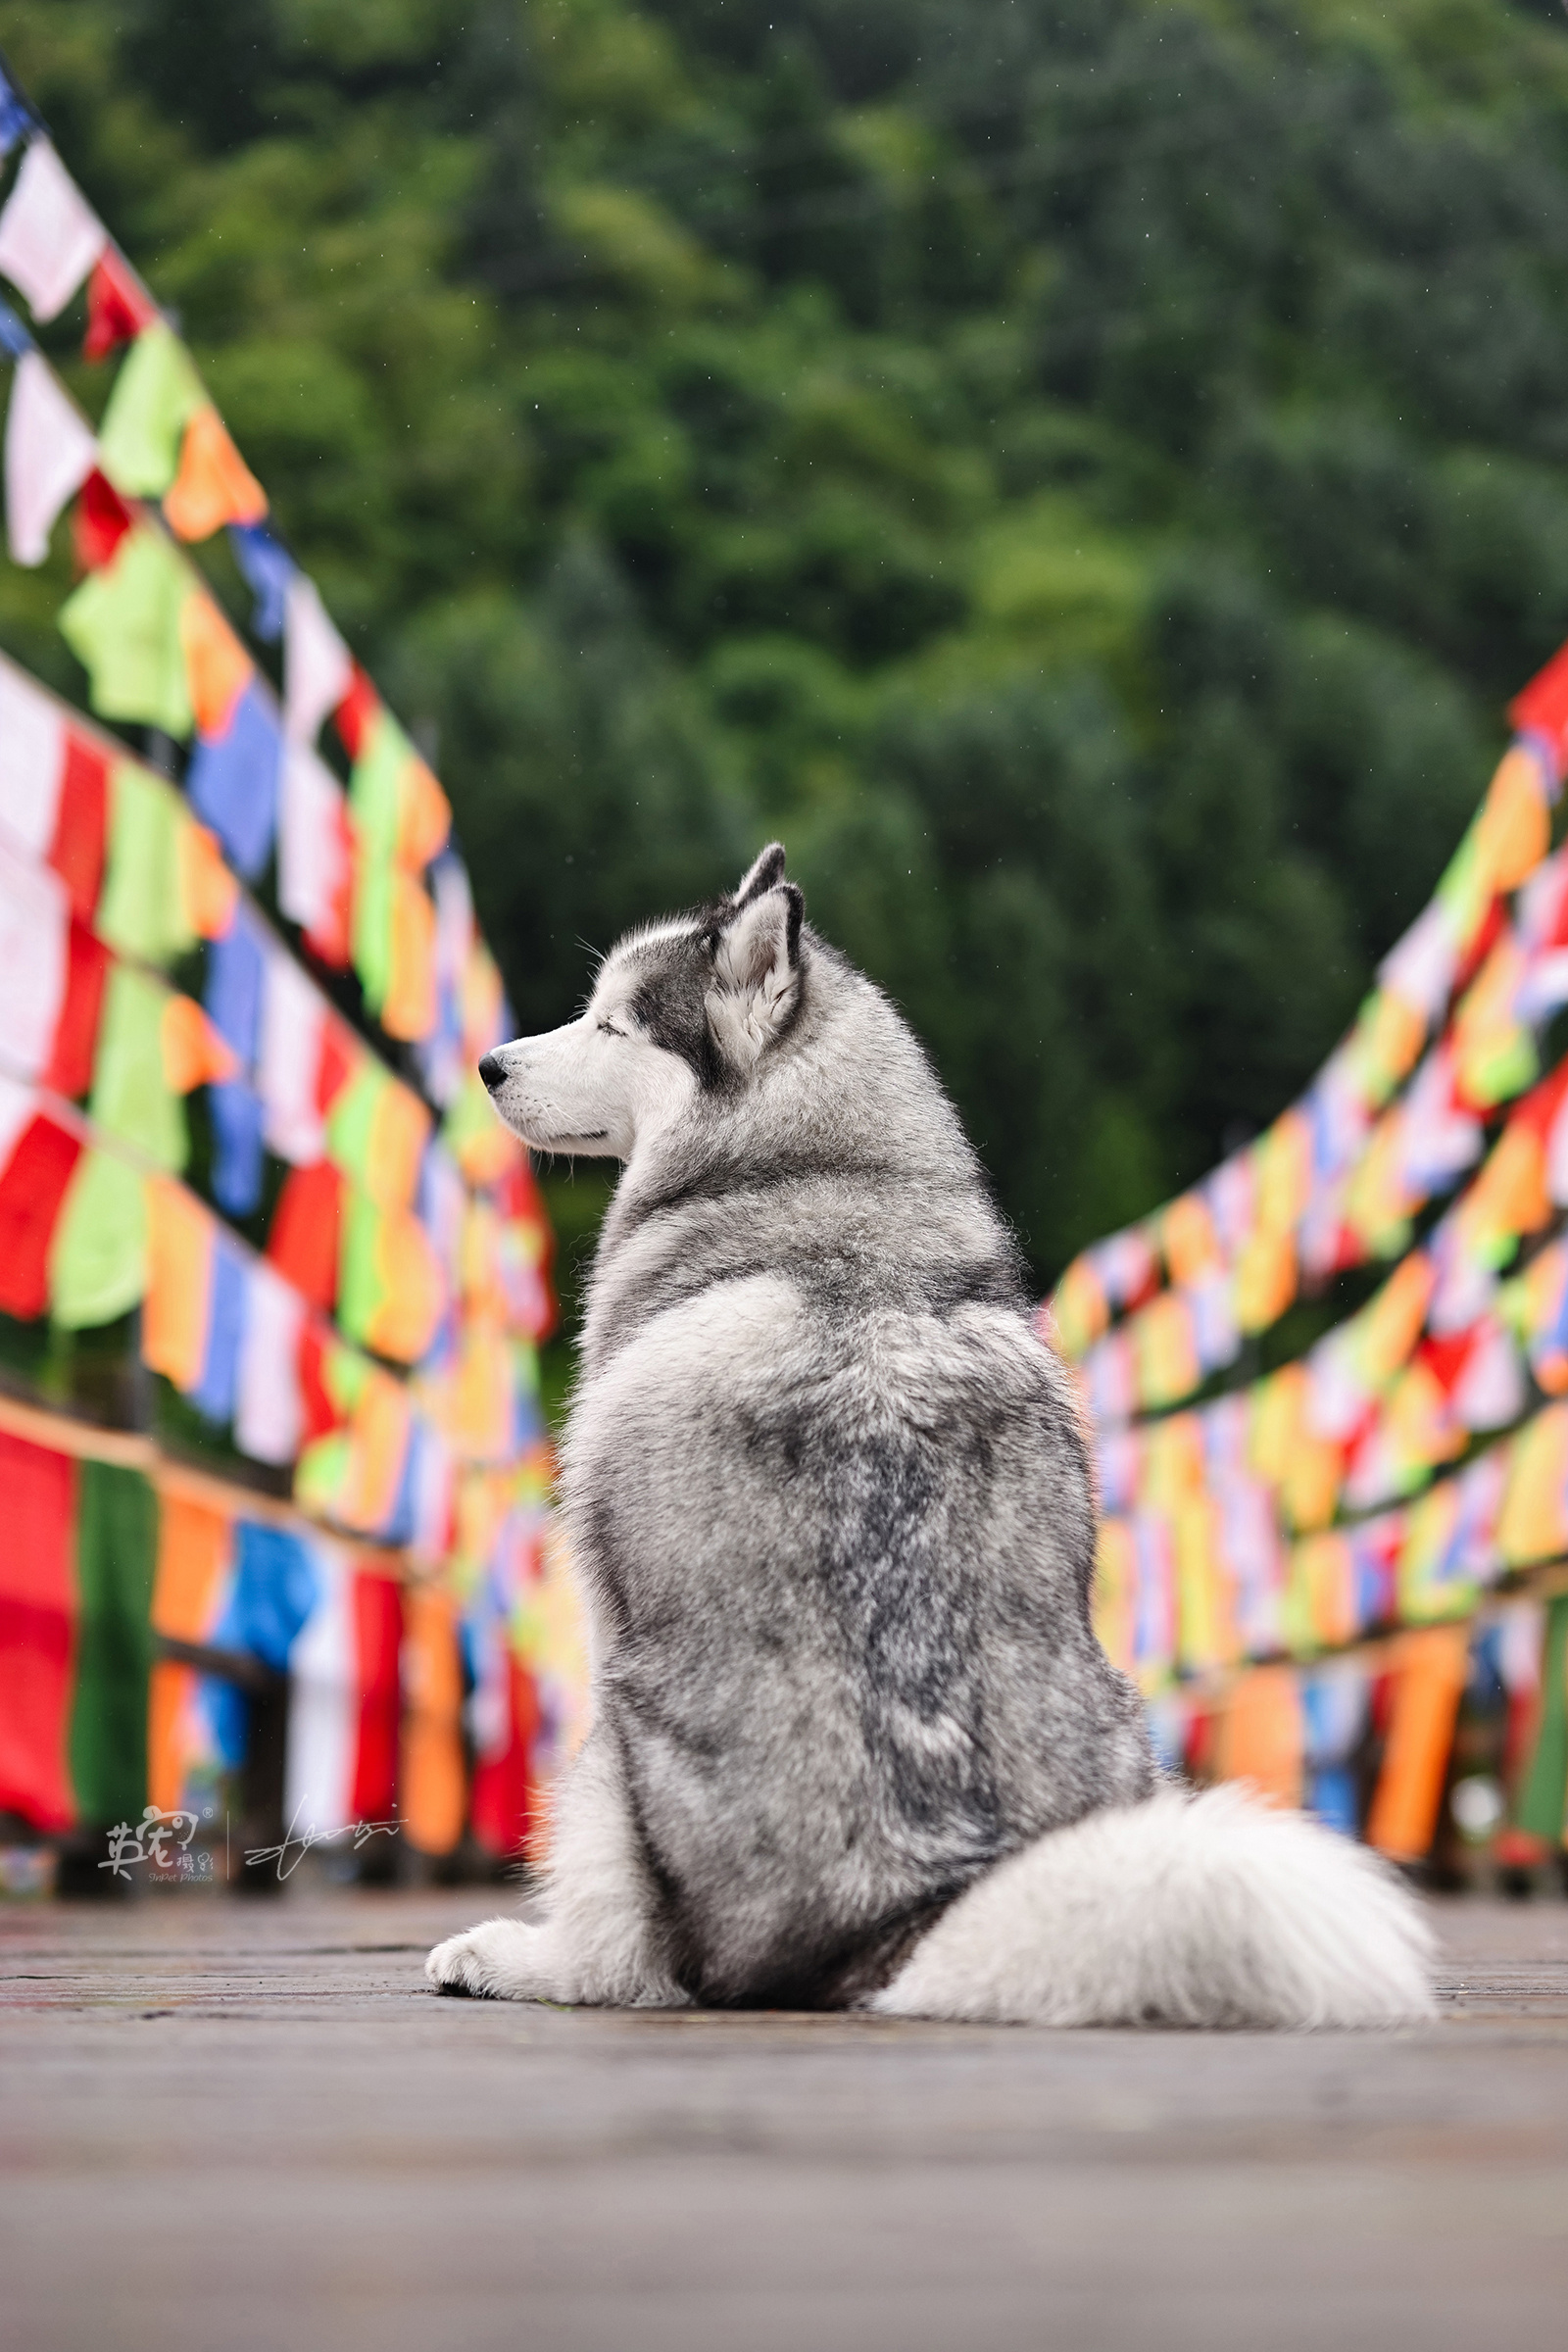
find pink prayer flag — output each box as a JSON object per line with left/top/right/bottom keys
{"left": 0, "top": 657, "right": 64, "bottom": 860}
{"left": 235, "top": 1258, "right": 306, "bottom": 1466}
{"left": 283, "top": 573, "right": 353, "bottom": 745}
{"left": 0, "top": 831, "right": 67, "bottom": 1079}
{"left": 0, "top": 140, "right": 106, "bottom": 321}
{"left": 5, "top": 351, "right": 96, "bottom": 565}
{"left": 278, "top": 739, "right": 351, "bottom": 952}
{"left": 258, "top": 943, "right": 326, "bottom": 1164}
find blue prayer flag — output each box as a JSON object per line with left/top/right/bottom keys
{"left": 208, "top": 1079, "right": 267, "bottom": 1218}
{"left": 185, "top": 679, "right": 280, "bottom": 881}
{"left": 189, "top": 1236, "right": 247, "bottom": 1425}
{"left": 226, "top": 521, "right": 296, "bottom": 644}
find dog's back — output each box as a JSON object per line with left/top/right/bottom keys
{"left": 565, "top": 922, "right": 1152, "bottom": 2003}
{"left": 430, "top": 846, "right": 1432, "bottom": 2028}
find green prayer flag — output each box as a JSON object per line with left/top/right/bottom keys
{"left": 349, "top": 709, "right": 408, "bottom": 860}
{"left": 96, "top": 320, "right": 207, "bottom": 499}
{"left": 1516, "top": 1594, "right": 1568, "bottom": 1843}
{"left": 59, "top": 525, "right": 194, "bottom": 739}
{"left": 48, "top": 1149, "right": 149, "bottom": 1330}
{"left": 97, "top": 761, "right": 196, "bottom": 966}
{"left": 326, "top": 1059, "right": 387, "bottom": 1191}
{"left": 349, "top": 710, "right": 406, "bottom": 1013}
{"left": 90, "top": 963, "right": 185, "bottom": 1172}
{"left": 337, "top": 1187, "right": 382, "bottom": 1348}
{"left": 70, "top": 1460, "right": 158, "bottom": 1829}
{"left": 352, "top": 856, "right": 394, "bottom": 1014}
{"left": 296, "top": 1430, "right": 352, "bottom": 1520}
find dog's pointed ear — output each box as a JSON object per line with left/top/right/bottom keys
{"left": 732, "top": 843, "right": 787, "bottom": 908}
{"left": 707, "top": 881, "right": 805, "bottom": 1070}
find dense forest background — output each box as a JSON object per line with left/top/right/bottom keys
{"left": 4, "top": 0, "right": 1568, "bottom": 1302}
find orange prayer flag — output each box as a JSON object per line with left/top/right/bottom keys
{"left": 400, "top": 1582, "right": 466, "bottom": 1855}
{"left": 160, "top": 993, "right": 240, "bottom": 1094}
{"left": 1365, "top": 1625, "right": 1470, "bottom": 1861}
{"left": 164, "top": 403, "right": 268, "bottom": 541}
{"left": 365, "top": 1207, "right": 447, "bottom": 1364}
{"left": 150, "top": 1490, "right": 233, "bottom": 1642}
{"left": 179, "top": 588, "right": 253, "bottom": 737}
{"left": 1161, "top": 1192, "right": 1220, "bottom": 1287}
{"left": 142, "top": 1176, "right": 214, "bottom": 1394}
{"left": 341, "top": 1370, "right": 412, "bottom": 1533}
{"left": 176, "top": 816, "right": 239, "bottom": 942}
{"left": 379, "top": 867, "right": 438, "bottom": 1043}
{"left": 1132, "top": 1287, "right": 1199, "bottom": 1409}
{"left": 1051, "top": 1254, "right": 1108, "bottom": 1359}
{"left": 1282, "top": 1425, "right": 1346, "bottom": 1534}
{"left": 455, "top": 1314, "right": 514, "bottom": 1462}
{"left": 1234, "top": 1223, "right": 1297, "bottom": 1336}
{"left": 1141, "top": 1411, "right": 1205, "bottom": 1513}
{"left": 396, "top": 754, "right": 452, "bottom": 872}
{"left": 147, "top": 1661, "right": 197, "bottom": 1815}
{"left": 1475, "top": 744, "right": 1550, "bottom": 896}
{"left": 367, "top": 1076, "right": 433, "bottom": 1212}
{"left": 1216, "top": 1665, "right": 1304, "bottom": 1809}
{"left": 1354, "top": 1251, "right": 1437, "bottom": 1389}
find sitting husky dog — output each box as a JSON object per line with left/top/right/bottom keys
{"left": 428, "top": 849, "right": 1433, "bottom": 2026}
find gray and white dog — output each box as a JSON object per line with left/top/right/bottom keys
{"left": 427, "top": 849, "right": 1433, "bottom": 2026}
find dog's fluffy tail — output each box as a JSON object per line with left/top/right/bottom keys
{"left": 873, "top": 1784, "right": 1436, "bottom": 2029}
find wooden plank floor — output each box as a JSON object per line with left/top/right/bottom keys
{"left": 4, "top": 1888, "right": 1568, "bottom": 2351}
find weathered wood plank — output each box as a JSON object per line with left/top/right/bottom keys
{"left": 2, "top": 1893, "right": 1566, "bottom": 2350}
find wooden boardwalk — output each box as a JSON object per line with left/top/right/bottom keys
{"left": 4, "top": 1888, "right": 1568, "bottom": 2350}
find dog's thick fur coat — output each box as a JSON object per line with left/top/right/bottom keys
{"left": 428, "top": 851, "right": 1434, "bottom": 2027}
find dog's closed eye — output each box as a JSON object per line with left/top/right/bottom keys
{"left": 597, "top": 1019, "right": 627, "bottom": 1039}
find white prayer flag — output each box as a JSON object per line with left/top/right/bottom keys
{"left": 0, "top": 829, "right": 67, "bottom": 1079}
{"left": 277, "top": 739, "right": 349, "bottom": 952}
{"left": 235, "top": 1258, "right": 306, "bottom": 1465}
{"left": 0, "top": 654, "right": 65, "bottom": 860}
{"left": 5, "top": 349, "right": 96, "bottom": 564}
{"left": 0, "top": 140, "right": 106, "bottom": 321}
{"left": 258, "top": 941, "right": 326, "bottom": 1163}
{"left": 282, "top": 572, "right": 353, "bottom": 744}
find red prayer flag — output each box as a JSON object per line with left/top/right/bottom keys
{"left": 297, "top": 1322, "right": 340, "bottom": 1445}
{"left": 315, "top": 1020, "right": 356, "bottom": 1116}
{"left": 304, "top": 793, "right": 355, "bottom": 971}
{"left": 1510, "top": 642, "right": 1568, "bottom": 776}
{"left": 72, "top": 467, "right": 134, "bottom": 573}
{"left": 470, "top": 1656, "right": 542, "bottom": 1860}
{"left": 0, "top": 1112, "right": 83, "bottom": 1319}
{"left": 350, "top": 1568, "right": 403, "bottom": 1824}
{"left": 46, "top": 733, "right": 109, "bottom": 924}
{"left": 267, "top": 1159, "right": 343, "bottom": 1311}
{"left": 332, "top": 663, "right": 381, "bottom": 762}
{"left": 0, "top": 1428, "right": 78, "bottom": 1833}
{"left": 39, "top": 919, "right": 109, "bottom": 1100}
{"left": 82, "top": 249, "right": 157, "bottom": 364}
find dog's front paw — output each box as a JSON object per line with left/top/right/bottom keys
{"left": 425, "top": 1918, "right": 557, "bottom": 2001}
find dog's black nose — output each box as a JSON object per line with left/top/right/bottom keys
{"left": 478, "top": 1051, "right": 506, "bottom": 1094}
